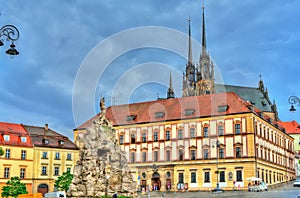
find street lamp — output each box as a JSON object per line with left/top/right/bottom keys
{"left": 212, "top": 140, "right": 223, "bottom": 193}
{"left": 288, "top": 96, "right": 300, "bottom": 112}
{"left": 0, "top": 24, "right": 20, "bottom": 57}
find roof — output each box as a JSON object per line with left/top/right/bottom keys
{"left": 78, "top": 92, "right": 254, "bottom": 129}
{"left": 0, "top": 122, "right": 33, "bottom": 147}
{"left": 215, "top": 84, "right": 273, "bottom": 112}
{"left": 24, "top": 124, "right": 79, "bottom": 150}
{"left": 278, "top": 120, "right": 300, "bottom": 134}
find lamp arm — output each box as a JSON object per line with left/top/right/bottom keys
{"left": 0, "top": 25, "right": 20, "bottom": 42}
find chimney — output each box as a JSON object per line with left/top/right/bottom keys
{"left": 44, "top": 124, "right": 49, "bottom": 131}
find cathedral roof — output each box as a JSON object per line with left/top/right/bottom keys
{"left": 215, "top": 84, "right": 273, "bottom": 112}
{"left": 78, "top": 92, "right": 257, "bottom": 128}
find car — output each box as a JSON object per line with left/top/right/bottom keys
{"left": 259, "top": 182, "right": 268, "bottom": 191}
{"left": 294, "top": 180, "right": 300, "bottom": 187}
{"left": 44, "top": 191, "right": 66, "bottom": 198}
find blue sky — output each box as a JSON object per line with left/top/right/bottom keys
{"left": 1, "top": 0, "right": 300, "bottom": 139}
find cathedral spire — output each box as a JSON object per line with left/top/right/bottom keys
{"left": 188, "top": 17, "right": 193, "bottom": 65}
{"left": 167, "top": 71, "right": 175, "bottom": 99}
{"left": 201, "top": 4, "right": 207, "bottom": 51}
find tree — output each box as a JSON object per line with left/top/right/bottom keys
{"left": 0, "top": 147, "right": 4, "bottom": 156}
{"left": 54, "top": 171, "right": 73, "bottom": 192}
{"left": 1, "top": 176, "right": 28, "bottom": 198}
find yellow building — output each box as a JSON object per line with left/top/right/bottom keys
{"left": 75, "top": 92, "right": 295, "bottom": 191}
{"left": 0, "top": 122, "right": 34, "bottom": 194}
{"left": 278, "top": 120, "right": 300, "bottom": 176}
{"left": 24, "top": 124, "right": 79, "bottom": 196}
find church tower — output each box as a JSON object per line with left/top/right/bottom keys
{"left": 182, "top": 18, "right": 196, "bottom": 97}
{"left": 183, "top": 4, "right": 215, "bottom": 97}
{"left": 167, "top": 71, "right": 175, "bottom": 99}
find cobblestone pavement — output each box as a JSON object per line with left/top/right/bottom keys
{"left": 138, "top": 181, "right": 300, "bottom": 198}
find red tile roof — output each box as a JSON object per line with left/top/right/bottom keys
{"left": 278, "top": 120, "right": 300, "bottom": 134}
{"left": 78, "top": 92, "right": 254, "bottom": 129}
{"left": 0, "top": 122, "right": 33, "bottom": 147}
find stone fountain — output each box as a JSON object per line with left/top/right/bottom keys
{"left": 68, "top": 98, "right": 137, "bottom": 197}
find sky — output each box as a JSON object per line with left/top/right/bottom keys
{"left": 1, "top": 0, "right": 300, "bottom": 139}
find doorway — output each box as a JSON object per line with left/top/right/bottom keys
{"left": 37, "top": 183, "right": 48, "bottom": 196}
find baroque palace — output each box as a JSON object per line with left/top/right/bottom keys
{"left": 74, "top": 6, "right": 295, "bottom": 191}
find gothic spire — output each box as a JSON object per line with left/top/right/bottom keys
{"left": 188, "top": 17, "right": 193, "bottom": 65}
{"left": 167, "top": 71, "right": 175, "bottom": 99}
{"left": 201, "top": 4, "right": 207, "bottom": 51}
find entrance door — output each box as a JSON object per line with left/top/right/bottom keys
{"left": 151, "top": 172, "right": 161, "bottom": 191}
{"left": 37, "top": 184, "right": 49, "bottom": 196}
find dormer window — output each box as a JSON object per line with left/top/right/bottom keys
{"left": 3, "top": 135, "right": 10, "bottom": 142}
{"left": 126, "top": 115, "right": 136, "bottom": 122}
{"left": 261, "top": 101, "right": 267, "bottom": 106}
{"left": 58, "top": 140, "right": 64, "bottom": 145}
{"left": 20, "top": 136, "right": 27, "bottom": 143}
{"left": 42, "top": 139, "right": 49, "bottom": 144}
{"left": 184, "top": 109, "right": 195, "bottom": 116}
{"left": 250, "top": 100, "right": 255, "bottom": 105}
{"left": 218, "top": 105, "right": 229, "bottom": 112}
{"left": 155, "top": 112, "right": 165, "bottom": 118}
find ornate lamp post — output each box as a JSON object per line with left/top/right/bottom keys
{"left": 212, "top": 140, "right": 223, "bottom": 193}
{"left": 288, "top": 96, "right": 300, "bottom": 112}
{"left": 0, "top": 24, "right": 20, "bottom": 57}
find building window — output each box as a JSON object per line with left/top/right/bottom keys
{"left": 204, "top": 149, "right": 209, "bottom": 159}
{"left": 179, "top": 149, "right": 184, "bottom": 160}
{"left": 178, "top": 173, "right": 184, "bottom": 183}
{"left": 236, "top": 170, "right": 243, "bottom": 182}
{"left": 190, "top": 150, "right": 196, "bottom": 160}
{"left": 185, "top": 109, "right": 195, "bottom": 116}
{"left": 4, "top": 167, "right": 10, "bottom": 178}
{"left": 55, "top": 152, "right": 60, "bottom": 160}
{"left": 21, "top": 150, "right": 26, "bottom": 160}
{"left": 54, "top": 167, "right": 59, "bottom": 176}
{"left": 218, "top": 125, "right": 224, "bottom": 136}
{"left": 5, "top": 149, "right": 10, "bottom": 159}
{"left": 142, "top": 133, "right": 147, "bottom": 143}
{"left": 219, "top": 171, "right": 225, "bottom": 182}
{"left": 154, "top": 151, "right": 158, "bottom": 162}
{"left": 235, "top": 124, "right": 241, "bottom": 134}
{"left": 42, "top": 139, "right": 49, "bottom": 144}
{"left": 20, "top": 168, "right": 26, "bottom": 179}
{"left": 3, "top": 135, "right": 10, "bottom": 141}
{"left": 155, "top": 112, "right": 165, "bottom": 118}
{"left": 119, "top": 135, "right": 124, "bottom": 145}
{"left": 203, "top": 127, "right": 209, "bottom": 137}
{"left": 67, "top": 167, "right": 71, "bottom": 172}
{"left": 67, "top": 153, "right": 72, "bottom": 160}
{"left": 130, "top": 152, "right": 135, "bottom": 163}
{"left": 191, "top": 172, "right": 197, "bottom": 183}
{"left": 166, "top": 150, "right": 171, "bottom": 162}
{"left": 42, "top": 151, "right": 48, "bottom": 159}
{"left": 131, "top": 133, "right": 136, "bottom": 144}
{"left": 142, "top": 152, "right": 147, "bottom": 163}
{"left": 190, "top": 128, "right": 195, "bottom": 138}
{"left": 235, "top": 147, "right": 242, "bottom": 158}
{"left": 166, "top": 130, "right": 171, "bottom": 141}
{"left": 204, "top": 172, "right": 210, "bottom": 183}
{"left": 153, "top": 132, "right": 159, "bottom": 142}
{"left": 219, "top": 148, "right": 224, "bottom": 159}
{"left": 41, "top": 166, "right": 47, "bottom": 175}
{"left": 20, "top": 136, "right": 27, "bottom": 143}
{"left": 178, "top": 129, "right": 183, "bottom": 139}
